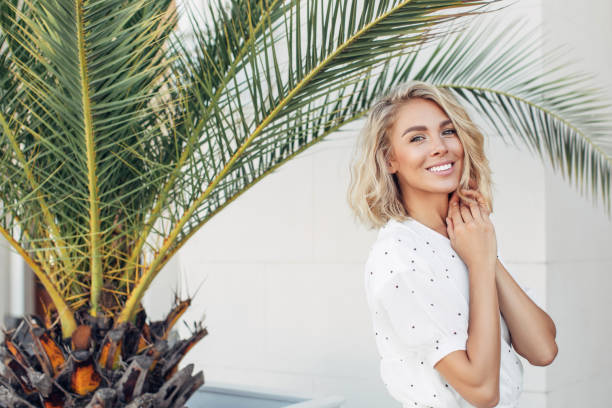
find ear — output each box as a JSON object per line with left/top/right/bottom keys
{"left": 386, "top": 151, "right": 398, "bottom": 174}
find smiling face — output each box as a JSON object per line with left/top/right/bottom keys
{"left": 386, "top": 98, "right": 464, "bottom": 199}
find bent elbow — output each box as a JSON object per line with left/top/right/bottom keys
{"left": 477, "top": 389, "right": 500, "bottom": 408}
{"left": 532, "top": 342, "right": 558, "bottom": 366}
{"left": 468, "top": 380, "right": 499, "bottom": 408}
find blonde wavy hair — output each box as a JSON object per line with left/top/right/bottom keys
{"left": 346, "top": 80, "right": 494, "bottom": 230}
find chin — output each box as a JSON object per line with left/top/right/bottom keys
{"left": 421, "top": 185, "right": 457, "bottom": 195}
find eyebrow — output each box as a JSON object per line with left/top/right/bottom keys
{"left": 401, "top": 119, "right": 453, "bottom": 138}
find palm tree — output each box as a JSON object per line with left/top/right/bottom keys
{"left": 0, "top": 0, "right": 610, "bottom": 406}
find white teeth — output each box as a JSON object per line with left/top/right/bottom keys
{"left": 428, "top": 163, "right": 452, "bottom": 172}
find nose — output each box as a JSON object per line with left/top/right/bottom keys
{"left": 430, "top": 133, "right": 449, "bottom": 156}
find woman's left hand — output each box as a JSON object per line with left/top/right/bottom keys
{"left": 461, "top": 188, "right": 490, "bottom": 215}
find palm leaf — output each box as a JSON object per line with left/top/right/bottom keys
{"left": 401, "top": 16, "right": 612, "bottom": 212}
{"left": 0, "top": 0, "right": 183, "bottom": 333}
{"left": 2, "top": 0, "right": 610, "bottom": 337}
{"left": 114, "top": 0, "right": 500, "bottom": 323}
{"left": 131, "top": 7, "right": 612, "bottom": 326}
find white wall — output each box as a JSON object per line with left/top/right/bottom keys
{"left": 168, "top": 120, "right": 553, "bottom": 408}
{"left": 176, "top": 124, "right": 395, "bottom": 406}
{"left": 0, "top": 240, "right": 31, "bottom": 332}
{"left": 542, "top": 1, "right": 612, "bottom": 407}
{"left": 142, "top": 1, "right": 612, "bottom": 407}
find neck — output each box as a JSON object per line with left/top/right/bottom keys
{"left": 401, "top": 188, "right": 452, "bottom": 238}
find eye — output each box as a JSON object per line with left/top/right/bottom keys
{"left": 442, "top": 128, "right": 456, "bottom": 135}
{"left": 410, "top": 135, "right": 425, "bottom": 142}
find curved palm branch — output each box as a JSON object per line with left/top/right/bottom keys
{"left": 0, "top": 0, "right": 182, "bottom": 335}
{"left": 0, "top": 0, "right": 497, "bottom": 334}
{"left": 1, "top": 0, "right": 610, "bottom": 339}
{"left": 125, "top": 3, "right": 612, "bottom": 326}
{"left": 115, "top": 0, "right": 500, "bottom": 323}
{"left": 403, "top": 16, "right": 612, "bottom": 211}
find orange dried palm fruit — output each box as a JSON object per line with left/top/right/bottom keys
{"left": 37, "top": 331, "right": 65, "bottom": 377}
{"left": 4, "top": 339, "right": 36, "bottom": 393}
{"left": 68, "top": 325, "right": 103, "bottom": 396}
{"left": 136, "top": 323, "right": 152, "bottom": 354}
{"left": 5, "top": 339, "right": 27, "bottom": 366}
{"left": 98, "top": 339, "right": 122, "bottom": 370}
{"left": 4, "top": 355, "right": 35, "bottom": 394}
{"left": 98, "top": 326, "right": 127, "bottom": 370}
{"left": 136, "top": 334, "right": 151, "bottom": 354}
{"left": 71, "top": 359, "right": 102, "bottom": 396}
{"left": 97, "top": 342, "right": 111, "bottom": 370}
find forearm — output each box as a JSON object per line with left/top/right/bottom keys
{"left": 465, "top": 261, "right": 501, "bottom": 393}
{"left": 495, "top": 259, "right": 557, "bottom": 365}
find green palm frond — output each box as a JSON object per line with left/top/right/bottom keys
{"left": 0, "top": 0, "right": 497, "bottom": 334}
{"left": 1, "top": 0, "right": 610, "bottom": 338}
{"left": 115, "top": 0, "right": 499, "bottom": 323}
{"left": 402, "top": 16, "right": 612, "bottom": 212}
{"left": 0, "top": 0, "right": 183, "bottom": 334}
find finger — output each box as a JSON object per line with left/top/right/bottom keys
{"left": 463, "top": 190, "right": 490, "bottom": 215}
{"left": 461, "top": 190, "right": 484, "bottom": 220}
{"left": 463, "top": 189, "right": 483, "bottom": 203}
{"left": 459, "top": 200, "right": 473, "bottom": 223}
{"left": 466, "top": 196, "right": 483, "bottom": 221}
{"left": 449, "top": 196, "right": 464, "bottom": 226}
{"left": 447, "top": 191, "right": 460, "bottom": 217}
{"left": 473, "top": 192, "right": 491, "bottom": 215}
{"left": 446, "top": 216, "right": 455, "bottom": 241}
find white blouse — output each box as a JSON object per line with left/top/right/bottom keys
{"left": 363, "top": 216, "right": 544, "bottom": 408}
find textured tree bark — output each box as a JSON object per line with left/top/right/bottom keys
{"left": 0, "top": 300, "right": 206, "bottom": 407}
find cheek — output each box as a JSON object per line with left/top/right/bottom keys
{"left": 451, "top": 138, "right": 465, "bottom": 157}
{"left": 396, "top": 149, "right": 424, "bottom": 169}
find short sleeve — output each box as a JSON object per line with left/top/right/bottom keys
{"left": 374, "top": 240, "right": 468, "bottom": 368}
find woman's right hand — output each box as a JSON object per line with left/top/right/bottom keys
{"left": 445, "top": 189, "right": 497, "bottom": 272}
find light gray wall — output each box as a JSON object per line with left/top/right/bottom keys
{"left": 0, "top": 240, "right": 32, "bottom": 332}
{"left": 145, "top": 0, "right": 611, "bottom": 407}
{"left": 169, "top": 119, "right": 553, "bottom": 408}
{"left": 542, "top": 1, "right": 612, "bottom": 407}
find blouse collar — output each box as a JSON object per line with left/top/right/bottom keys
{"left": 391, "top": 216, "right": 452, "bottom": 248}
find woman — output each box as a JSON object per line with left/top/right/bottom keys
{"left": 346, "top": 81, "right": 557, "bottom": 408}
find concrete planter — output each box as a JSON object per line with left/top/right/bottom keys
{"left": 186, "top": 381, "right": 345, "bottom": 408}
